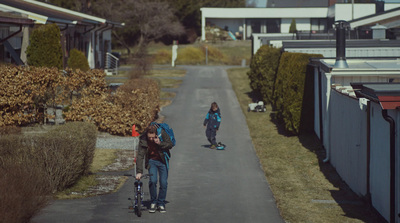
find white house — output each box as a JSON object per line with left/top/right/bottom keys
{"left": 310, "top": 57, "right": 400, "bottom": 223}
{"left": 201, "top": 7, "right": 329, "bottom": 41}
{"left": 0, "top": 0, "right": 124, "bottom": 70}
{"left": 201, "top": 2, "right": 400, "bottom": 42}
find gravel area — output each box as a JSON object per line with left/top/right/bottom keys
{"left": 96, "top": 132, "right": 139, "bottom": 150}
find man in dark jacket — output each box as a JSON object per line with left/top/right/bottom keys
{"left": 136, "top": 124, "right": 173, "bottom": 213}
{"left": 203, "top": 102, "right": 221, "bottom": 149}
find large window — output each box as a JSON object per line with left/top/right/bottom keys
{"left": 311, "top": 18, "right": 328, "bottom": 32}
{"left": 246, "top": 18, "right": 281, "bottom": 38}
{"left": 266, "top": 19, "right": 281, "bottom": 33}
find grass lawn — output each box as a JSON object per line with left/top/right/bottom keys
{"left": 227, "top": 68, "right": 385, "bottom": 223}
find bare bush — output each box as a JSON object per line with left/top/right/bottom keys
{"left": 129, "top": 56, "right": 153, "bottom": 79}
{"left": 0, "top": 122, "right": 97, "bottom": 190}
{"left": 0, "top": 163, "right": 51, "bottom": 223}
{"left": 0, "top": 122, "right": 97, "bottom": 222}
{"left": 30, "top": 122, "right": 97, "bottom": 191}
{"left": 0, "top": 135, "right": 51, "bottom": 223}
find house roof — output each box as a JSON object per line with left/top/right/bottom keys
{"left": 0, "top": 0, "right": 123, "bottom": 27}
{"left": 266, "top": 0, "right": 328, "bottom": 8}
{"left": 351, "top": 82, "right": 400, "bottom": 109}
{"left": 311, "top": 58, "right": 400, "bottom": 76}
{"left": 282, "top": 39, "right": 400, "bottom": 49}
{"left": 0, "top": 11, "right": 34, "bottom": 25}
{"left": 349, "top": 6, "right": 400, "bottom": 29}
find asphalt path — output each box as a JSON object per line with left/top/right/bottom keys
{"left": 32, "top": 66, "right": 284, "bottom": 223}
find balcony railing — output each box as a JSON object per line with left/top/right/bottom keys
{"left": 105, "top": 52, "right": 119, "bottom": 75}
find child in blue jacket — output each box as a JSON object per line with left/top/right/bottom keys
{"left": 203, "top": 102, "right": 221, "bottom": 149}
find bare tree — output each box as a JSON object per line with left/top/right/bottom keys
{"left": 123, "top": 0, "right": 185, "bottom": 56}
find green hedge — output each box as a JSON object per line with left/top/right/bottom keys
{"left": 247, "top": 45, "right": 281, "bottom": 104}
{"left": 247, "top": 47, "right": 323, "bottom": 135}
{"left": 273, "top": 52, "right": 322, "bottom": 134}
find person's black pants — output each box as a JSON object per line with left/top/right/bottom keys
{"left": 206, "top": 128, "right": 217, "bottom": 146}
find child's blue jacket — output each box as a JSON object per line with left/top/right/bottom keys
{"left": 203, "top": 108, "right": 221, "bottom": 130}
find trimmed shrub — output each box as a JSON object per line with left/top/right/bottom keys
{"left": 247, "top": 45, "right": 282, "bottom": 104}
{"left": 289, "top": 18, "right": 297, "bottom": 33}
{"left": 67, "top": 49, "right": 90, "bottom": 72}
{"left": 0, "top": 122, "right": 97, "bottom": 192}
{"left": 273, "top": 52, "right": 323, "bottom": 134}
{"left": 64, "top": 78, "right": 160, "bottom": 135}
{"left": 0, "top": 162, "right": 51, "bottom": 223}
{"left": 0, "top": 65, "right": 63, "bottom": 126}
{"left": 26, "top": 24, "right": 63, "bottom": 70}
{"left": 0, "top": 122, "right": 96, "bottom": 222}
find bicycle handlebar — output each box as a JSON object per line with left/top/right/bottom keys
{"left": 123, "top": 173, "right": 153, "bottom": 179}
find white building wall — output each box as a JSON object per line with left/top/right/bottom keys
{"left": 370, "top": 102, "right": 391, "bottom": 222}
{"left": 321, "top": 71, "right": 331, "bottom": 154}
{"left": 314, "top": 59, "right": 400, "bottom": 223}
{"left": 334, "top": 4, "right": 376, "bottom": 21}
{"left": 384, "top": 3, "right": 400, "bottom": 11}
{"left": 281, "top": 18, "right": 310, "bottom": 33}
{"left": 329, "top": 90, "right": 368, "bottom": 196}
{"left": 88, "top": 33, "right": 95, "bottom": 69}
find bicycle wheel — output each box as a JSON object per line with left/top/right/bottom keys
{"left": 136, "top": 194, "right": 142, "bottom": 217}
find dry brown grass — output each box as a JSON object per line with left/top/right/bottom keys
{"left": 149, "top": 69, "right": 186, "bottom": 77}
{"left": 227, "top": 68, "right": 386, "bottom": 223}
{"left": 90, "top": 149, "right": 119, "bottom": 172}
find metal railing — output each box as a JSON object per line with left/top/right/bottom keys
{"left": 105, "top": 52, "right": 119, "bottom": 75}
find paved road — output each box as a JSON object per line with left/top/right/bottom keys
{"left": 32, "top": 66, "right": 284, "bottom": 223}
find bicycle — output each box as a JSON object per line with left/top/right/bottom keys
{"left": 125, "top": 173, "right": 152, "bottom": 217}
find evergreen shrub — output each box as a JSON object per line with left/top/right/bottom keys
{"left": 273, "top": 52, "right": 323, "bottom": 135}
{"left": 247, "top": 45, "right": 281, "bottom": 104}
{"left": 67, "top": 49, "right": 90, "bottom": 72}
{"left": 26, "top": 24, "right": 63, "bottom": 69}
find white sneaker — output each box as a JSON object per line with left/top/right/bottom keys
{"left": 158, "top": 205, "right": 166, "bottom": 213}
{"left": 149, "top": 204, "right": 156, "bottom": 213}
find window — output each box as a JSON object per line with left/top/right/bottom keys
{"left": 311, "top": 18, "right": 327, "bottom": 32}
